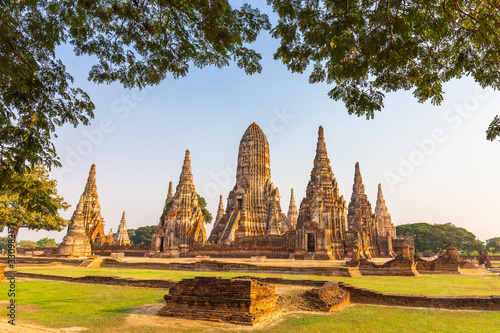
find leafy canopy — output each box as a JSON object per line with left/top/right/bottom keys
{"left": 36, "top": 237, "right": 58, "bottom": 247}
{"left": 396, "top": 222, "right": 483, "bottom": 253}
{"left": 197, "top": 194, "right": 213, "bottom": 224}
{"left": 0, "top": 0, "right": 270, "bottom": 182}
{"left": 268, "top": 0, "right": 500, "bottom": 140}
{"left": 128, "top": 225, "right": 156, "bottom": 245}
{"left": 486, "top": 237, "right": 500, "bottom": 253}
{"left": 0, "top": 165, "right": 70, "bottom": 241}
{"left": 18, "top": 240, "right": 36, "bottom": 248}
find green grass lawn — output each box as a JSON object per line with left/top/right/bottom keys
{"left": 13, "top": 266, "right": 500, "bottom": 296}
{"left": 1, "top": 279, "right": 165, "bottom": 332}
{"left": 1, "top": 279, "right": 498, "bottom": 333}
{"left": 256, "top": 306, "right": 500, "bottom": 333}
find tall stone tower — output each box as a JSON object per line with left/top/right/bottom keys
{"left": 212, "top": 195, "right": 225, "bottom": 230}
{"left": 78, "top": 164, "right": 106, "bottom": 246}
{"left": 295, "top": 126, "right": 348, "bottom": 259}
{"left": 116, "top": 211, "right": 131, "bottom": 246}
{"left": 346, "top": 162, "right": 379, "bottom": 258}
{"left": 152, "top": 150, "right": 207, "bottom": 256}
{"left": 166, "top": 181, "right": 173, "bottom": 203}
{"left": 208, "top": 123, "right": 291, "bottom": 245}
{"left": 59, "top": 195, "right": 92, "bottom": 257}
{"left": 375, "top": 184, "right": 396, "bottom": 238}
{"left": 287, "top": 189, "right": 298, "bottom": 229}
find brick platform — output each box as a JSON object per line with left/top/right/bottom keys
{"left": 157, "top": 277, "right": 279, "bottom": 325}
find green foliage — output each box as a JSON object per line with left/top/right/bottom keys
{"left": 396, "top": 222, "right": 483, "bottom": 253}
{"left": 18, "top": 240, "right": 35, "bottom": 248}
{"left": 36, "top": 237, "right": 58, "bottom": 248}
{"left": 268, "top": 0, "right": 500, "bottom": 140}
{"left": 127, "top": 228, "right": 135, "bottom": 241}
{"left": 0, "top": 237, "right": 8, "bottom": 251}
{"left": 129, "top": 225, "right": 156, "bottom": 246}
{"left": 0, "top": 1, "right": 270, "bottom": 179}
{"left": 486, "top": 237, "right": 500, "bottom": 253}
{"left": 0, "top": 166, "right": 70, "bottom": 242}
{"left": 197, "top": 194, "right": 213, "bottom": 224}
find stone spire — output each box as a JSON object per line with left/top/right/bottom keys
{"left": 295, "top": 126, "right": 347, "bottom": 259}
{"left": 213, "top": 195, "right": 225, "bottom": 228}
{"left": 314, "top": 126, "right": 330, "bottom": 169}
{"left": 352, "top": 162, "right": 365, "bottom": 198}
{"left": 78, "top": 164, "right": 106, "bottom": 245}
{"left": 179, "top": 150, "right": 194, "bottom": 186}
{"left": 116, "top": 211, "right": 131, "bottom": 246}
{"left": 347, "top": 162, "right": 379, "bottom": 258}
{"left": 375, "top": 184, "right": 396, "bottom": 238}
{"left": 208, "top": 123, "right": 290, "bottom": 245}
{"left": 151, "top": 150, "right": 207, "bottom": 254}
{"left": 287, "top": 189, "right": 298, "bottom": 229}
{"left": 59, "top": 195, "right": 92, "bottom": 257}
{"left": 166, "top": 181, "right": 174, "bottom": 203}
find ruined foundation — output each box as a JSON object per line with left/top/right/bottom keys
{"left": 157, "top": 277, "right": 279, "bottom": 325}
{"left": 305, "top": 281, "right": 350, "bottom": 312}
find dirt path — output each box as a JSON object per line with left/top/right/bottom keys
{"left": 0, "top": 319, "right": 87, "bottom": 333}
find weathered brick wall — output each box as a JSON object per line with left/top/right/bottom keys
{"left": 100, "top": 258, "right": 356, "bottom": 277}
{"left": 15, "top": 272, "right": 176, "bottom": 289}
{"left": 158, "top": 277, "right": 279, "bottom": 325}
{"left": 461, "top": 255, "right": 500, "bottom": 261}
{"left": 338, "top": 282, "right": 500, "bottom": 311}
{"left": 16, "top": 247, "right": 59, "bottom": 255}
{"left": 92, "top": 245, "right": 151, "bottom": 257}
{"left": 0, "top": 257, "right": 85, "bottom": 266}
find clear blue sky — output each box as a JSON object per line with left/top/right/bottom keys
{"left": 7, "top": 1, "right": 500, "bottom": 243}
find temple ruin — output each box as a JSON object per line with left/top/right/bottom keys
{"left": 78, "top": 164, "right": 107, "bottom": 246}
{"left": 151, "top": 150, "right": 207, "bottom": 256}
{"left": 59, "top": 195, "right": 92, "bottom": 257}
{"left": 208, "top": 122, "right": 292, "bottom": 245}
{"left": 115, "top": 211, "right": 131, "bottom": 246}
{"left": 287, "top": 189, "right": 298, "bottom": 229}
{"left": 375, "top": 184, "right": 396, "bottom": 238}
{"left": 294, "top": 126, "right": 348, "bottom": 260}
{"left": 344, "top": 163, "right": 380, "bottom": 259}
{"left": 152, "top": 123, "right": 401, "bottom": 259}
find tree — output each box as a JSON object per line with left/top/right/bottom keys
{"left": 18, "top": 240, "right": 35, "bottom": 248}
{"left": 127, "top": 229, "right": 136, "bottom": 242}
{"left": 0, "top": 165, "right": 70, "bottom": 246}
{"left": 0, "top": 1, "right": 270, "bottom": 183}
{"left": 35, "top": 237, "right": 58, "bottom": 248}
{"left": 129, "top": 225, "right": 156, "bottom": 246}
{"left": 396, "top": 222, "right": 483, "bottom": 253}
{"left": 197, "top": 194, "right": 213, "bottom": 224}
{"left": 0, "top": 237, "right": 9, "bottom": 252}
{"left": 486, "top": 237, "right": 500, "bottom": 253}
{"left": 268, "top": 0, "right": 500, "bottom": 141}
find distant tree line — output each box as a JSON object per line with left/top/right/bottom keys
{"left": 396, "top": 223, "right": 487, "bottom": 255}
{"left": 0, "top": 237, "right": 58, "bottom": 251}
{"left": 127, "top": 226, "right": 155, "bottom": 246}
